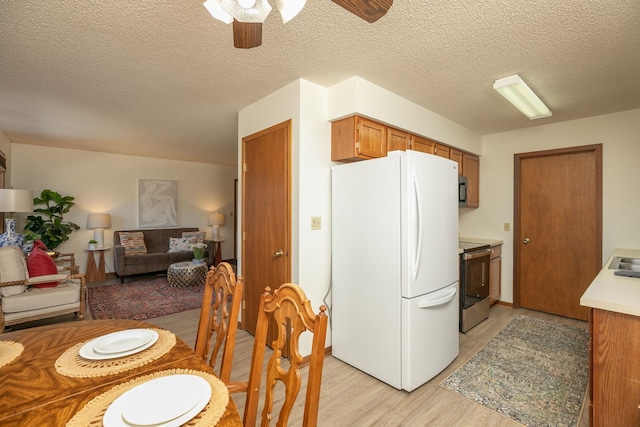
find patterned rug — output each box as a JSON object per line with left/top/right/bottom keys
{"left": 87, "top": 277, "right": 204, "bottom": 321}
{"left": 440, "top": 315, "right": 589, "bottom": 426}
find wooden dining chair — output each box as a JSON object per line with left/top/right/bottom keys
{"left": 242, "top": 283, "right": 328, "bottom": 427}
{"left": 194, "top": 262, "right": 243, "bottom": 385}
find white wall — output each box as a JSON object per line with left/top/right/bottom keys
{"left": 459, "top": 108, "right": 640, "bottom": 303}
{"left": 11, "top": 144, "right": 237, "bottom": 274}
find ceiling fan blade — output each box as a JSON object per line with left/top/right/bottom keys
{"left": 330, "top": 0, "right": 393, "bottom": 23}
{"left": 233, "top": 20, "right": 263, "bottom": 49}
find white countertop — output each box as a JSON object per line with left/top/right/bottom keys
{"left": 580, "top": 248, "right": 640, "bottom": 317}
{"left": 459, "top": 237, "right": 504, "bottom": 247}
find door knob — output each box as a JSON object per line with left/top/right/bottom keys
{"left": 523, "top": 238, "right": 530, "bottom": 244}
{"left": 273, "top": 250, "right": 284, "bottom": 257}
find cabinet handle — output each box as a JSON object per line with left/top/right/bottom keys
{"left": 274, "top": 250, "right": 284, "bottom": 257}
{"left": 523, "top": 238, "right": 530, "bottom": 244}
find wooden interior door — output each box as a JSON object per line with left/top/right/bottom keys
{"left": 241, "top": 120, "right": 291, "bottom": 335}
{"left": 514, "top": 144, "right": 602, "bottom": 321}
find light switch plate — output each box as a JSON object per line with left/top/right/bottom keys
{"left": 311, "top": 217, "right": 321, "bottom": 230}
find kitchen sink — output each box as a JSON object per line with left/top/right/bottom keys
{"left": 609, "top": 257, "right": 640, "bottom": 272}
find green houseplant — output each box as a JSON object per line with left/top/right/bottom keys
{"left": 24, "top": 189, "right": 80, "bottom": 250}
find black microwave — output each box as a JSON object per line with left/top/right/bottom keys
{"left": 459, "top": 175, "right": 468, "bottom": 208}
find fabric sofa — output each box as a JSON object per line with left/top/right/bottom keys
{"left": 113, "top": 228, "right": 214, "bottom": 283}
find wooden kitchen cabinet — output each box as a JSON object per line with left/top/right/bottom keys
{"left": 590, "top": 308, "right": 640, "bottom": 426}
{"left": 462, "top": 152, "right": 479, "bottom": 208}
{"left": 489, "top": 244, "right": 502, "bottom": 305}
{"left": 435, "top": 143, "right": 450, "bottom": 159}
{"left": 409, "top": 135, "right": 436, "bottom": 154}
{"left": 331, "top": 115, "right": 387, "bottom": 162}
{"left": 387, "top": 127, "right": 410, "bottom": 152}
{"left": 450, "top": 148, "right": 463, "bottom": 175}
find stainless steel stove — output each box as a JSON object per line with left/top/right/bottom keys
{"left": 459, "top": 241, "right": 492, "bottom": 332}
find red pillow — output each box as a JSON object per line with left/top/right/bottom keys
{"left": 27, "top": 247, "right": 58, "bottom": 288}
{"left": 33, "top": 239, "right": 48, "bottom": 250}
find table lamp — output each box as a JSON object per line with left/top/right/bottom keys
{"left": 208, "top": 212, "right": 225, "bottom": 241}
{"left": 87, "top": 213, "right": 111, "bottom": 248}
{"left": 0, "top": 189, "right": 34, "bottom": 248}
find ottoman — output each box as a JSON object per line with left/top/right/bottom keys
{"left": 167, "top": 261, "right": 207, "bottom": 287}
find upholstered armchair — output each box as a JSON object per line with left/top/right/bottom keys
{"left": 0, "top": 247, "right": 86, "bottom": 332}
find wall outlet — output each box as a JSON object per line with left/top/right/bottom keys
{"left": 504, "top": 222, "right": 511, "bottom": 232}
{"left": 311, "top": 217, "right": 321, "bottom": 230}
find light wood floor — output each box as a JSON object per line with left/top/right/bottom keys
{"left": 10, "top": 279, "right": 590, "bottom": 427}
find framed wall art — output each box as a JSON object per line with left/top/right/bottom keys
{"left": 138, "top": 179, "right": 177, "bottom": 228}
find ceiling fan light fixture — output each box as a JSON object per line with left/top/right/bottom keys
{"left": 237, "top": 0, "right": 256, "bottom": 7}
{"left": 221, "top": 0, "right": 272, "bottom": 22}
{"left": 274, "top": 0, "right": 306, "bottom": 23}
{"left": 493, "top": 74, "right": 552, "bottom": 120}
{"left": 203, "top": 0, "right": 234, "bottom": 24}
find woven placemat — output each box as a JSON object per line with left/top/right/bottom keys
{"left": 55, "top": 328, "right": 176, "bottom": 378}
{"left": 0, "top": 340, "right": 24, "bottom": 368}
{"left": 66, "top": 368, "right": 230, "bottom": 427}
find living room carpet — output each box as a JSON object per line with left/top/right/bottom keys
{"left": 87, "top": 277, "right": 204, "bottom": 321}
{"left": 440, "top": 315, "right": 589, "bottom": 427}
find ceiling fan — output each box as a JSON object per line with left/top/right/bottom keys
{"left": 203, "top": 0, "right": 393, "bottom": 49}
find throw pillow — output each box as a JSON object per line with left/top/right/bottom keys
{"left": 119, "top": 232, "right": 147, "bottom": 256}
{"left": 0, "top": 246, "right": 27, "bottom": 297}
{"left": 167, "top": 236, "right": 197, "bottom": 253}
{"left": 26, "top": 247, "right": 59, "bottom": 288}
{"left": 182, "top": 231, "right": 206, "bottom": 244}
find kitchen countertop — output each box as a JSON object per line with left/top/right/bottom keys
{"left": 458, "top": 237, "right": 504, "bottom": 254}
{"left": 580, "top": 248, "right": 640, "bottom": 317}
{"left": 459, "top": 237, "right": 504, "bottom": 247}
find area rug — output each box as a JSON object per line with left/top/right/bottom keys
{"left": 440, "top": 315, "right": 589, "bottom": 427}
{"left": 87, "top": 277, "right": 204, "bottom": 321}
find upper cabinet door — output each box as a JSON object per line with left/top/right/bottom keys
{"left": 409, "top": 135, "right": 436, "bottom": 154}
{"left": 357, "top": 117, "right": 387, "bottom": 158}
{"left": 387, "top": 127, "right": 409, "bottom": 152}
{"left": 435, "top": 143, "right": 450, "bottom": 159}
{"left": 449, "top": 148, "right": 463, "bottom": 175}
{"left": 331, "top": 115, "right": 387, "bottom": 162}
{"left": 462, "top": 152, "right": 479, "bottom": 207}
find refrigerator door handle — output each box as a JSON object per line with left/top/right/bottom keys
{"left": 412, "top": 174, "right": 423, "bottom": 281}
{"left": 417, "top": 288, "right": 457, "bottom": 308}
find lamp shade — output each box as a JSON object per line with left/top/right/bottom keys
{"left": 208, "top": 212, "right": 225, "bottom": 226}
{"left": 0, "top": 189, "right": 34, "bottom": 214}
{"left": 87, "top": 213, "right": 111, "bottom": 229}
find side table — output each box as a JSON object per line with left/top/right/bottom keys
{"left": 85, "top": 246, "right": 111, "bottom": 283}
{"left": 167, "top": 261, "right": 208, "bottom": 287}
{"left": 212, "top": 239, "right": 223, "bottom": 266}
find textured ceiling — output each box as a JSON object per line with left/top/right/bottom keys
{"left": 1, "top": 0, "right": 639, "bottom": 166}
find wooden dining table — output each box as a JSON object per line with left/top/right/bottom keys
{"left": 0, "top": 319, "right": 243, "bottom": 426}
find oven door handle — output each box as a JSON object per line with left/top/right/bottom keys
{"left": 417, "top": 288, "right": 457, "bottom": 308}
{"left": 462, "top": 248, "right": 493, "bottom": 260}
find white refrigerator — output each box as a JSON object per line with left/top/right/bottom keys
{"left": 331, "top": 150, "right": 459, "bottom": 392}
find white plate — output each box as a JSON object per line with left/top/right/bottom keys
{"left": 79, "top": 330, "right": 159, "bottom": 360}
{"left": 103, "top": 374, "right": 212, "bottom": 427}
{"left": 93, "top": 329, "right": 155, "bottom": 354}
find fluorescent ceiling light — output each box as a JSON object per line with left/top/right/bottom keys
{"left": 493, "top": 74, "right": 552, "bottom": 120}
{"left": 203, "top": 0, "right": 233, "bottom": 24}
{"left": 274, "top": 0, "right": 306, "bottom": 23}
